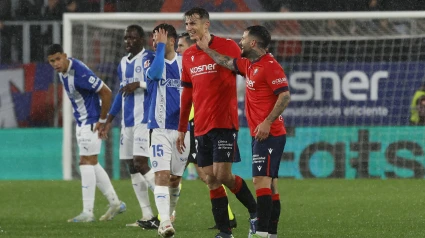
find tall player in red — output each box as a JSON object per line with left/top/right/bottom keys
{"left": 176, "top": 7, "right": 257, "bottom": 238}
{"left": 195, "top": 25, "right": 291, "bottom": 238}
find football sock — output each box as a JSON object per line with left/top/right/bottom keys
{"left": 268, "top": 194, "right": 281, "bottom": 235}
{"left": 143, "top": 169, "right": 156, "bottom": 192}
{"left": 230, "top": 175, "right": 257, "bottom": 216}
{"left": 131, "top": 173, "right": 153, "bottom": 219}
{"left": 154, "top": 186, "right": 170, "bottom": 222}
{"left": 256, "top": 188, "right": 273, "bottom": 233}
{"left": 211, "top": 186, "right": 231, "bottom": 235}
{"left": 93, "top": 163, "right": 119, "bottom": 205}
{"left": 79, "top": 165, "right": 96, "bottom": 214}
{"left": 169, "top": 185, "right": 181, "bottom": 218}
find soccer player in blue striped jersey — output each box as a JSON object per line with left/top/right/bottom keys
{"left": 144, "top": 24, "right": 190, "bottom": 238}
{"left": 47, "top": 44, "right": 126, "bottom": 223}
{"left": 100, "top": 25, "right": 159, "bottom": 228}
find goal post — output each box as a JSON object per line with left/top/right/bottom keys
{"left": 62, "top": 11, "right": 425, "bottom": 180}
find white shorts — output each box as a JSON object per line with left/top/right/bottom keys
{"left": 76, "top": 124, "right": 101, "bottom": 156}
{"left": 149, "top": 128, "right": 190, "bottom": 176}
{"left": 120, "top": 123, "right": 150, "bottom": 159}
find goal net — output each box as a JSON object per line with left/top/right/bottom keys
{"left": 63, "top": 12, "right": 425, "bottom": 180}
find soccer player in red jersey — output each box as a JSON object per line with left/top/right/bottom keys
{"left": 176, "top": 7, "right": 257, "bottom": 238}
{"left": 195, "top": 25, "right": 291, "bottom": 238}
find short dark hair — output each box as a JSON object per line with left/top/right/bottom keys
{"left": 246, "top": 25, "right": 271, "bottom": 50}
{"left": 127, "top": 24, "right": 145, "bottom": 38}
{"left": 153, "top": 23, "right": 177, "bottom": 41}
{"left": 47, "top": 44, "right": 64, "bottom": 56}
{"left": 178, "top": 32, "right": 196, "bottom": 46}
{"left": 184, "top": 7, "right": 209, "bottom": 20}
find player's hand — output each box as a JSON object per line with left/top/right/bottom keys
{"left": 120, "top": 82, "right": 139, "bottom": 96}
{"left": 93, "top": 122, "right": 105, "bottom": 139}
{"left": 176, "top": 131, "right": 186, "bottom": 154}
{"left": 195, "top": 33, "right": 209, "bottom": 50}
{"left": 99, "top": 122, "right": 112, "bottom": 139}
{"left": 155, "top": 28, "right": 168, "bottom": 44}
{"left": 254, "top": 120, "right": 272, "bottom": 141}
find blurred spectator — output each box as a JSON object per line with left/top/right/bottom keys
{"left": 410, "top": 82, "right": 425, "bottom": 125}
{"left": 15, "top": 0, "right": 44, "bottom": 20}
{"left": 44, "top": 0, "right": 65, "bottom": 20}
{"left": 66, "top": 0, "right": 80, "bottom": 13}
{"left": 265, "top": 4, "right": 301, "bottom": 60}
{"left": 348, "top": 0, "right": 388, "bottom": 35}
{"left": 116, "top": 0, "right": 164, "bottom": 12}
{"left": 15, "top": 0, "right": 44, "bottom": 62}
{"left": 0, "top": 0, "right": 12, "bottom": 64}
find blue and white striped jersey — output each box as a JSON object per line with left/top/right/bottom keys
{"left": 59, "top": 58, "right": 103, "bottom": 126}
{"left": 109, "top": 49, "right": 155, "bottom": 127}
{"left": 144, "top": 46, "right": 183, "bottom": 130}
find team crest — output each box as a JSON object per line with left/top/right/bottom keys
{"left": 253, "top": 68, "right": 259, "bottom": 75}
{"left": 191, "top": 56, "right": 194, "bottom": 62}
{"left": 144, "top": 60, "right": 150, "bottom": 68}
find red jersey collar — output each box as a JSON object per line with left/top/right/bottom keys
{"left": 252, "top": 52, "right": 270, "bottom": 64}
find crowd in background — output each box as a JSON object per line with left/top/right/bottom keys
{"left": 1, "top": 0, "right": 425, "bottom": 63}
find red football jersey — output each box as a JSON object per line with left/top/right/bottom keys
{"left": 180, "top": 35, "right": 240, "bottom": 136}
{"left": 234, "top": 53, "right": 288, "bottom": 136}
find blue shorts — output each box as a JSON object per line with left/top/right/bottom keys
{"left": 252, "top": 135, "right": 286, "bottom": 178}
{"left": 195, "top": 128, "right": 241, "bottom": 167}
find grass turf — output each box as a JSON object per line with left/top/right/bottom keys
{"left": 0, "top": 179, "right": 424, "bottom": 238}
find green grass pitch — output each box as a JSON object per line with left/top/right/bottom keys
{"left": 1, "top": 179, "right": 424, "bottom": 238}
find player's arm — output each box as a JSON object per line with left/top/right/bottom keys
{"left": 147, "top": 28, "right": 167, "bottom": 81}
{"left": 120, "top": 81, "right": 147, "bottom": 96}
{"left": 100, "top": 90, "right": 122, "bottom": 139}
{"left": 265, "top": 91, "right": 291, "bottom": 123}
{"left": 94, "top": 83, "right": 112, "bottom": 135}
{"left": 196, "top": 36, "right": 236, "bottom": 71}
{"left": 255, "top": 91, "right": 291, "bottom": 141}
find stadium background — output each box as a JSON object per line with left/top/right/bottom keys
{"left": 1, "top": 0, "right": 425, "bottom": 180}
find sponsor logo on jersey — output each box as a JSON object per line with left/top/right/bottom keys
{"left": 272, "top": 77, "right": 287, "bottom": 85}
{"left": 190, "top": 63, "right": 217, "bottom": 75}
{"left": 160, "top": 78, "right": 182, "bottom": 88}
{"left": 246, "top": 78, "right": 255, "bottom": 90}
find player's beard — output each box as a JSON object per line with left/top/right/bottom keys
{"left": 241, "top": 48, "right": 250, "bottom": 58}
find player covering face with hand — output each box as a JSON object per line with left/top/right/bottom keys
{"left": 145, "top": 23, "right": 190, "bottom": 238}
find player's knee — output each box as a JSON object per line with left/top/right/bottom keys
{"left": 155, "top": 170, "right": 170, "bottom": 186}
{"left": 253, "top": 176, "right": 272, "bottom": 189}
{"left": 133, "top": 156, "right": 150, "bottom": 174}
{"left": 125, "top": 159, "right": 137, "bottom": 174}
{"left": 169, "top": 175, "right": 181, "bottom": 188}
{"left": 205, "top": 175, "right": 221, "bottom": 190}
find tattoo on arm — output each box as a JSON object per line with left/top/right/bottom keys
{"left": 204, "top": 48, "right": 236, "bottom": 71}
{"left": 266, "top": 92, "right": 291, "bottom": 122}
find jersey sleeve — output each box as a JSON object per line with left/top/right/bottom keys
{"left": 146, "top": 43, "right": 165, "bottom": 81}
{"left": 109, "top": 64, "right": 123, "bottom": 116}
{"left": 233, "top": 57, "right": 250, "bottom": 77}
{"left": 265, "top": 62, "right": 289, "bottom": 95}
{"left": 181, "top": 52, "right": 192, "bottom": 88}
{"left": 74, "top": 64, "right": 104, "bottom": 93}
{"left": 142, "top": 53, "right": 155, "bottom": 82}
